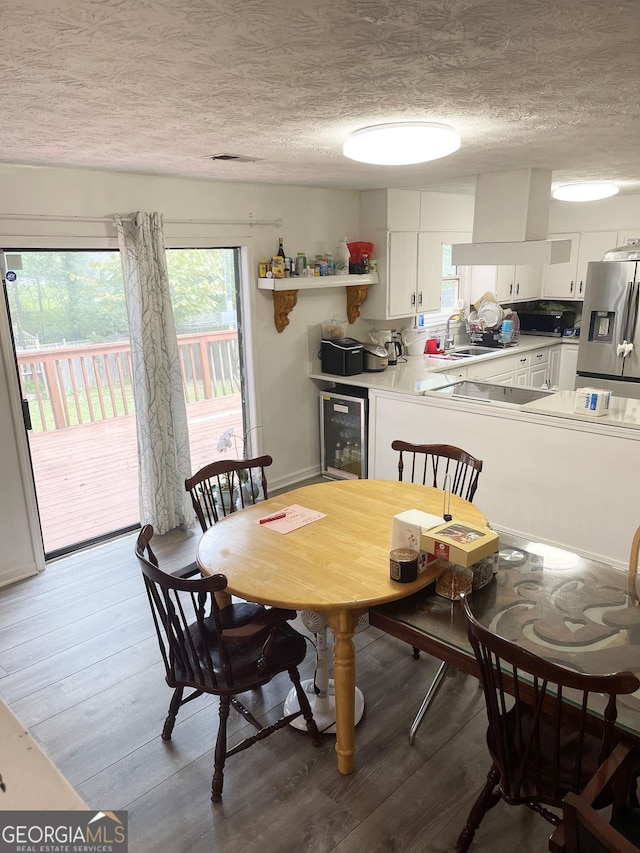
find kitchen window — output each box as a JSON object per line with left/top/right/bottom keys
{"left": 441, "top": 243, "right": 461, "bottom": 312}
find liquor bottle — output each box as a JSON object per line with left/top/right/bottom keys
{"left": 277, "top": 237, "right": 286, "bottom": 259}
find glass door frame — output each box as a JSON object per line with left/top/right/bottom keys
{"left": 0, "top": 233, "right": 258, "bottom": 565}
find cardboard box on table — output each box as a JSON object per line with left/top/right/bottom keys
{"left": 420, "top": 521, "right": 500, "bottom": 568}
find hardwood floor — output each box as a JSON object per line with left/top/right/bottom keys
{"left": 0, "top": 525, "right": 555, "bottom": 852}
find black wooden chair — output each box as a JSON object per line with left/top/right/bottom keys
{"left": 551, "top": 742, "right": 640, "bottom": 852}
{"left": 391, "top": 440, "right": 484, "bottom": 743}
{"left": 458, "top": 593, "right": 640, "bottom": 853}
{"left": 185, "top": 455, "right": 273, "bottom": 532}
{"left": 181, "top": 455, "right": 273, "bottom": 598}
{"left": 391, "top": 440, "right": 483, "bottom": 501}
{"left": 135, "top": 524, "right": 321, "bottom": 803}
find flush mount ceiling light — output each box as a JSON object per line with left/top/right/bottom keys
{"left": 552, "top": 182, "right": 619, "bottom": 202}
{"left": 343, "top": 122, "right": 461, "bottom": 165}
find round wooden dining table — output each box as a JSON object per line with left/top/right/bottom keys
{"left": 196, "top": 478, "right": 489, "bottom": 774}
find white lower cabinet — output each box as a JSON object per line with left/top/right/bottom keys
{"left": 466, "top": 344, "right": 563, "bottom": 387}
{"left": 466, "top": 354, "right": 516, "bottom": 381}
{"left": 557, "top": 345, "right": 579, "bottom": 391}
{"left": 548, "top": 346, "right": 561, "bottom": 388}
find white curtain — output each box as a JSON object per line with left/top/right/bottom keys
{"left": 115, "top": 212, "right": 194, "bottom": 533}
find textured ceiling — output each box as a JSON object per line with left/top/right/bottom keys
{"left": 1, "top": 0, "right": 639, "bottom": 194}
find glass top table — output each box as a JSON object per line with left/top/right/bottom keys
{"left": 370, "top": 530, "right": 640, "bottom": 740}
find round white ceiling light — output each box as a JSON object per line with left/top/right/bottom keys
{"left": 343, "top": 122, "right": 461, "bottom": 166}
{"left": 552, "top": 182, "right": 619, "bottom": 202}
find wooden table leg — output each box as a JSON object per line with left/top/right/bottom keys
{"left": 328, "top": 609, "right": 364, "bottom": 774}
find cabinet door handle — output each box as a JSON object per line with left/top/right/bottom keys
{"left": 411, "top": 293, "right": 416, "bottom": 308}
{"left": 579, "top": 280, "right": 584, "bottom": 294}
{"left": 518, "top": 357, "right": 527, "bottom": 365}
{"left": 570, "top": 280, "right": 574, "bottom": 294}
{"left": 516, "top": 282, "right": 520, "bottom": 295}
{"left": 509, "top": 283, "right": 513, "bottom": 295}
{"left": 418, "top": 291, "right": 423, "bottom": 307}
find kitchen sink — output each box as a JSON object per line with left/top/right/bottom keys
{"left": 429, "top": 346, "right": 497, "bottom": 361}
{"left": 449, "top": 346, "right": 497, "bottom": 356}
{"left": 434, "top": 380, "right": 555, "bottom": 407}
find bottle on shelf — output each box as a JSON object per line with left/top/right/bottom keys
{"left": 336, "top": 237, "right": 350, "bottom": 274}
{"left": 277, "top": 237, "right": 286, "bottom": 259}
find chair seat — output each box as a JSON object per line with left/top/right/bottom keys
{"left": 220, "top": 601, "right": 266, "bottom": 629}
{"left": 180, "top": 620, "right": 308, "bottom": 694}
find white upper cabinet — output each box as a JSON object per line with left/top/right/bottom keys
{"left": 542, "top": 231, "right": 618, "bottom": 300}
{"left": 495, "top": 265, "right": 542, "bottom": 302}
{"left": 358, "top": 189, "right": 473, "bottom": 321}
{"left": 470, "top": 264, "right": 542, "bottom": 304}
{"left": 387, "top": 231, "right": 420, "bottom": 317}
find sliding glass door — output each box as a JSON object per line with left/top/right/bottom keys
{"left": 3, "top": 246, "right": 246, "bottom": 558}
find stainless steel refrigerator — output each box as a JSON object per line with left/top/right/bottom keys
{"left": 576, "top": 252, "right": 640, "bottom": 399}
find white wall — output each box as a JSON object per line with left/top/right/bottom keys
{"left": 0, "top": 164, "right": 362, "bottom": 583}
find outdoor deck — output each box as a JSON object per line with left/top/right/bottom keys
{"left": 29, "top": 395, "right": 243, "bottom": 554}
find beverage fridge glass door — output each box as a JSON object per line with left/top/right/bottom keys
{"left": 578, "top": 261, "right": 631, "bottom": 378}
{"left": 320, "top": 391, "right": 367, "bottom": 480}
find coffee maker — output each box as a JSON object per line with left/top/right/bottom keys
{"left": 375, "top": 329, "right": 402, "bottom": 364}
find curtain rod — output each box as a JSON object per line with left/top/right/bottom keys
{"left": 0, "top": 213, "right": 283, "bottom": 227}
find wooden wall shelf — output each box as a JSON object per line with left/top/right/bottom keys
{"left": 257, "top": 273, "right": 378, "bottom": 332}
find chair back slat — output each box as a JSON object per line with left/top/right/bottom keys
{"left": 391, "top": 441, "right": 482, "bottom": 502}
{"left": 461, "top": 595, "right": 639, "bottom": 811}
{"left": 185, "top": 455, "right": 273, "bottom": 532}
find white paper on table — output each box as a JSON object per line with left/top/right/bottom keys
{"left": 257, "top": 504, "right": 326, "bottom": 534}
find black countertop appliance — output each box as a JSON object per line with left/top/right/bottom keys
{"left": 518, "top": 309, "right": 576, "bottom": 337}
{"left": 320, "top": 337, "right": 363, "bottom": 376}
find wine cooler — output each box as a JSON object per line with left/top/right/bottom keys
{"left": 319, "top": 388, "right": 368, "bottom": 479}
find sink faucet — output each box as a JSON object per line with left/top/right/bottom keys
{"left": 445, "top": 312, "right": 469, "bottom": 350}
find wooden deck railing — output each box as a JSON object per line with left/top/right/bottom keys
{"left": 16, "top": 330, "right": 239, "bottom": 432}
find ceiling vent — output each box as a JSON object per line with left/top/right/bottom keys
{"left": 451, "top": 169, "right": 572, "bottom": 266}
{"left": 208, "top": 153, "right": 259, "bottom": 163}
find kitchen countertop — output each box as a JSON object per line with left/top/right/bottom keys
{"left": 309, "top": 335, "right": 577, "bottom": 395}
{"left": 0, "top": 699, "right": 87, "bottom": 809}
{"left": 521, "top": 389, "right": 640, "bottom": 429}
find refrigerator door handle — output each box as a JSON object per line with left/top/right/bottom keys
{"left": 619, "top": 281, "right": 636, "bottom": 349}
{"left": 629, "top": 279, "right": 640, "bottom": 344}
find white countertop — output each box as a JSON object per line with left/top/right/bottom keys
{"left": 0, "top": 699, "right": 87, "bottom": 809}
{"left": 310, "top": 335, "right": 575, "bottom": 396}
{"left": 521, "top": 389, "right": 640, "bottom": 429}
